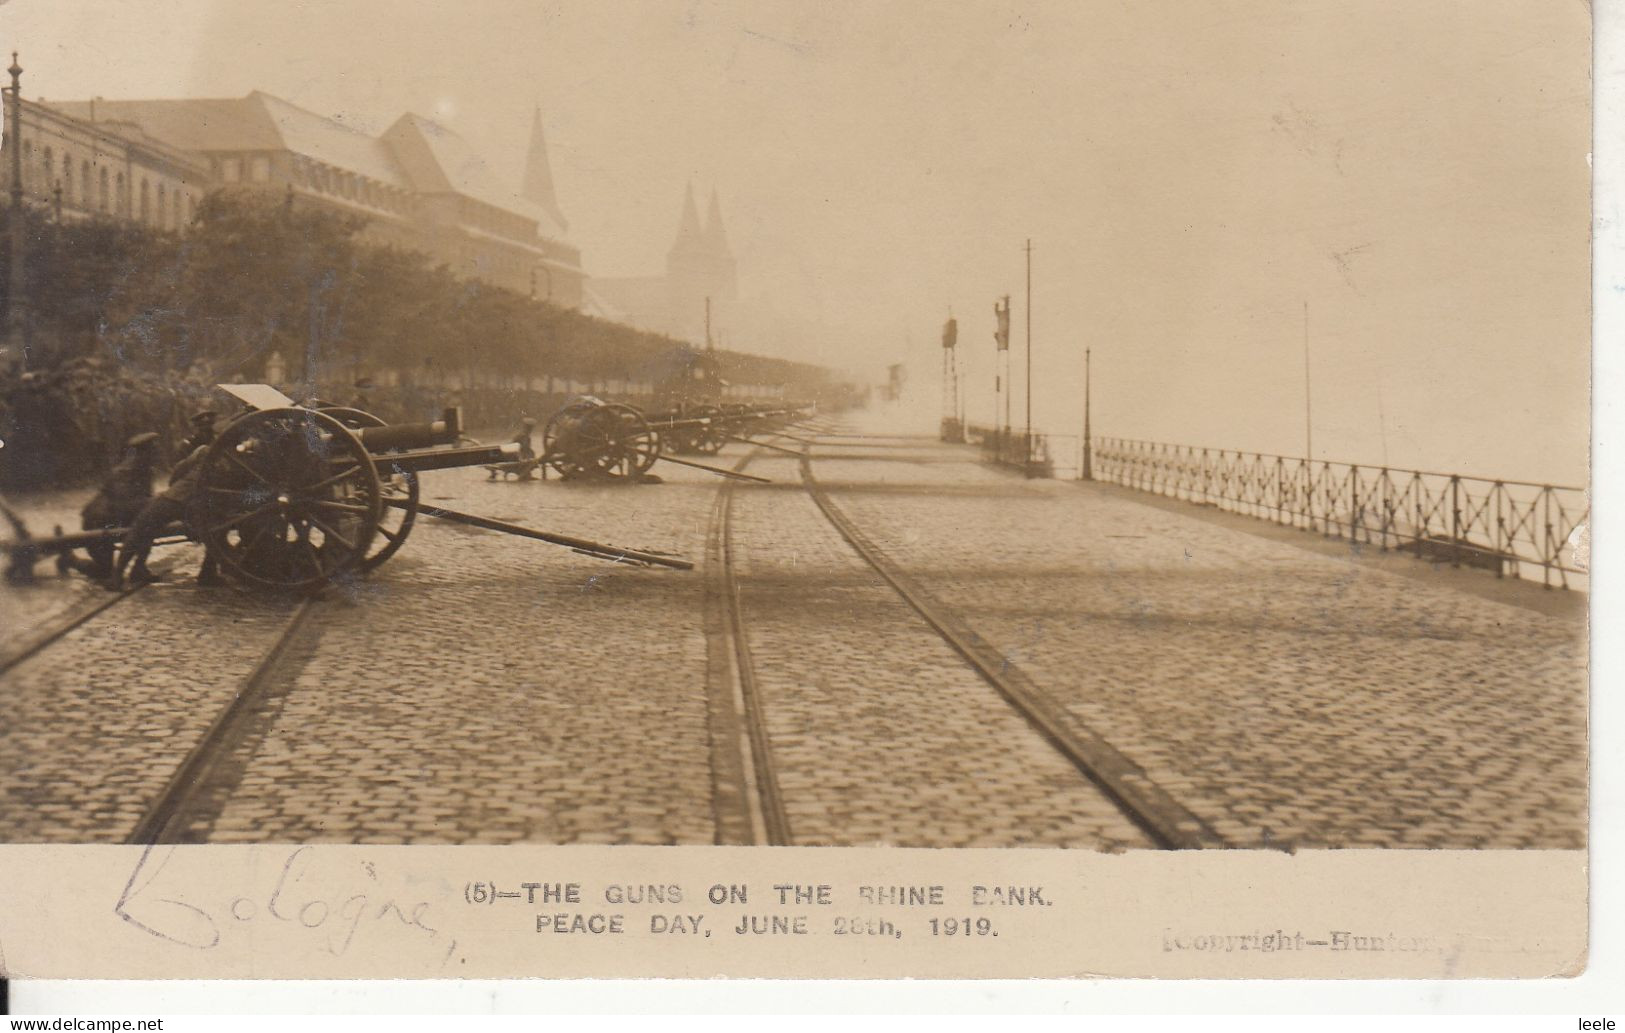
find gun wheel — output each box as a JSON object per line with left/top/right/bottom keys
{"left": 544, "top": 401, "right": 659, "bottom": 479}
{"left": 196, "top": 408, "right": 381, "bottom": 590}
{"left": 318, "top": 407, "right": 420, "bottom": 571}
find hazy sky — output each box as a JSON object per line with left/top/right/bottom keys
{"left": 5, "top": 0, "right": 1592, "bottom": 482}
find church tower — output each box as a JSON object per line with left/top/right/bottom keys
{"left": 664, "top": 183, "right": 739, "bottom": 342}
{"left": 522, "top": 105, "right": 568, "bottom": 232}
{"left": 701, "top": 187, "right": 738, "bottom": 302}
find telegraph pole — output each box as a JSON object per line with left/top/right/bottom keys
{"left": 1082, "top": 347, "right": 1093, "bottom": 481}
{"left": 6, "top": 53, "right": 26, "bottom": 370}
{"left": 1023, "top": 238, "right": 1033, "bottom": 476}
{"left": 1303, "top": 300, "right": 1313, "bottom": 460}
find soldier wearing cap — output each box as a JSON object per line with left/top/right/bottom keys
{"left": 106, "top": 438, "right": 223, "bottom": 590}
{"left": 511, "top": 415, "right": 538, "bottom": 462}
{"left": 58, "top": 432, "right": 160, "bottom": 581}
{"left": 180, "top": 410, "right": 218, "bottom": 454}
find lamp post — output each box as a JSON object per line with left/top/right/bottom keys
{"left": 6, "top": 52, "right": 26, "bottom": 370}
{"left": 1082, "top": 347, "right": 1093, "bottom": 481}
{"left": 1023, "top": 238, "right": 1033, "bottom": 477}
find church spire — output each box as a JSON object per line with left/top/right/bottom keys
{"left": 522, "top": 104, "right": 567, "bottom": 232}
{"left": 702, "top": 187, "right": 731, "bottom": 256}
{"left": 669, "top": 181, "right": 704, "bottom": 259}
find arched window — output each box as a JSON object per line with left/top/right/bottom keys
{"left": 185, "top": 194, "right": 195, "bottom": 227}
{"left": 61, "top": 154, "right": 73, "bottom": 205}
{"left": 157, "top": 183, "right": 167, "bottom": 228}
{"left": 81, "top": 160, "right": 90, "bottom": 205}
{"left": 41, "top": 146, "right": 52, "bottom": 195}
{"left": 98, "top": 167, "right": 109, "bottom": 211}
{"left": 139, "top": 178, "right": 150, "bottom": 224}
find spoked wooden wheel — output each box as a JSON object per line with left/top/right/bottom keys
{"left": 689, "top": 405, "right": 728, "bottom": 454}
{"left": 605, "top": 403, "right": 660, "bottom": 475}
{"left": 195, "top": 408, "right": 381, "bottom": 590}
{"left": 318, "top": 406, "right": 420, "bottom": 571}
{"left": 544, "top": 401, "right": 659, "bottom": 479}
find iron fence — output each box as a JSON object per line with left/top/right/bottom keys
{"left": 1092, "top": 437, "right": 1589, "bottom": 589}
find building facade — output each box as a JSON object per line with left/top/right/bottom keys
{"left": 41, "top": 92, "right": 584, "bottom": 306}
{"left": 0, "top": 97, "right": 213, "bottom": 231}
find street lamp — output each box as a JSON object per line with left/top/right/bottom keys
{"left": 5, "top": 52, "right": 26, "bottom": 370}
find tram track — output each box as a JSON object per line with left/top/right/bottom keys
{"left": 0, "top": 555, "right": 185, "bottom": 677}
{"left": 125, "top": 596, "right": 323, "bottom": 844}
{"left": 706, "top": 423, "right": 1223, "bottom": 850}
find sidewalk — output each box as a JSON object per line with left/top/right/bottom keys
{"left": 810, "top": 417, "right": 1587, "bottom": 849}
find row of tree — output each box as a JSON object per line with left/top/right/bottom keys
{"left": 0, "top": 189, "right": 852, "bottom": 488}
{"left": 0, "top": 189, "right": 837, "bottom": 393}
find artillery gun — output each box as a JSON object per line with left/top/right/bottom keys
{"left": 484, "top": 397, "right": 812, "bottom": 483}
{"left": 3, "top": 384, "right": 693, "bottom": 590}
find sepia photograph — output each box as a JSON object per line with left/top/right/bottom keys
{"left": 0, "top": 0, "right": 1597, "bottom": 985}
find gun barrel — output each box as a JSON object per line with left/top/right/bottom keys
{"left": 375, "top": 442, "right": 518, "bottom": 474}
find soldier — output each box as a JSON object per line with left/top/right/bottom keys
{"left": 58, "top": 431, "right": 160, "bottom": 581}
{"left": 179, "top": 409, "right": 218, "bottom": 454}
{"left": 105, "top": 439, "right": 223, "bottom": 590}
{"left": 489, "top": 415, "right": 540, "bottom": 481}
{"left": 510, "top": 416, "right": 538, "bottom": 462}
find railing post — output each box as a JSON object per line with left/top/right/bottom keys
{"left": 1493, "top": 482, "right": 1505, "bottom": 579}
{"left": 1450, "top": 475, "right": 1461, "bottom": 567}
{"left": 1349, "top": 464, "right": 1360, "bottom": 543}
{"left": 1275, "top": 455, "right": 1284, "bottom": 526}
{"left": 1543, "top": 489, "right": 1553, "bottom": 590}
{"left": 1378, "top": 468, "right": 1390, "bottom": 551}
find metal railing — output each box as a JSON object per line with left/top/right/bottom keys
{"left": 965, "top": 424, "right": 1079, "bottom": 479}
{"left": 1092, "top": 437, "right": 1589, "bottom": 589}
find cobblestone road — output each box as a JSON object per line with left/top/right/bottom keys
{"left": 730, "top": 455, "right": 1150, "bottom": 849}
{"left": 0, "top": 415, "right": 1587, "bottom": 848}
{"left": 809, "top": 425, "right": 1587, "bottom": 849}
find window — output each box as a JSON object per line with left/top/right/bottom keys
{"left": 115, "top": 172, "right": 125, "bottom": 214}
{"left": 98, "top": 167, "right": 109, "bottom": 211}
{"left": 41, "top": 146, "right": 52, "bottom": 195}
{"left": 62, "top": 155, "right": 73, "bottom": 204}
{"left": 157, "top": 183, "right": 167, "bottom": 228}
{"left": 250, "top": 156, "right": 271, "bottom": 183}
{"left": 81, "top": 160, "right": 90, "bottom": 205}
{"left": 139, "top": 179, "right": 150, "bottom": 223}
{"left": 220, "top": 157, "right": 241, "bottom": 183}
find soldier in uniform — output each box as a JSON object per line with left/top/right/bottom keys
{"left": 106, "top": 439, "right": 223, "bottom": 590}
{"left": 511, "top": 416, "right": 538, "bottom": 462}
{"left": 488, "top": 416, "right": 540, "bottom": 480}
{"left": 58, "top": 431, "right": 160, "bottom": 581}
{"left": 180, "top": 410, "right": 218, "bottom": 454}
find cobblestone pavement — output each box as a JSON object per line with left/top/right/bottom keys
{"left": 201, "top": 465, "right": 720, "bottom": 844}
{"left": 808, "top": 421, "right": 1587, "bottom": 849}
{"left": 0, "top": 416, "right": 1587, "bottom": 848}
{"left": 0, "top": 550, "right": 303, "bottom": 841}
{"left": 730, "top": 454, "right": 1151, "bottom": 849}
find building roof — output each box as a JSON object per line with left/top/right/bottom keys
{"left": 668, "top": 182, "right": 704, "bottom": 260}
{"left": 522, "top": 106, "right": 568, "bottom": 233}
{"left": 48, "top": 93, "right": 411, "bottom": 188}
{"left": 50, "top": 91, "right": 576, "bottom": 248}
{"left": 703, "top": 187, "right": 731, "bottom": 255}
{"left": 382, "top": 113, "right": 569, "bottom": 241}
{"left": 252, "top": 92, "right": 408, "bottom": 187}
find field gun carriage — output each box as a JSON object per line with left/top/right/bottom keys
{"left": 483, "top": 396, "right": 812, "bottom": 483}
{"left": 3, "top": 384, "right": 693, "bottom": 590}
